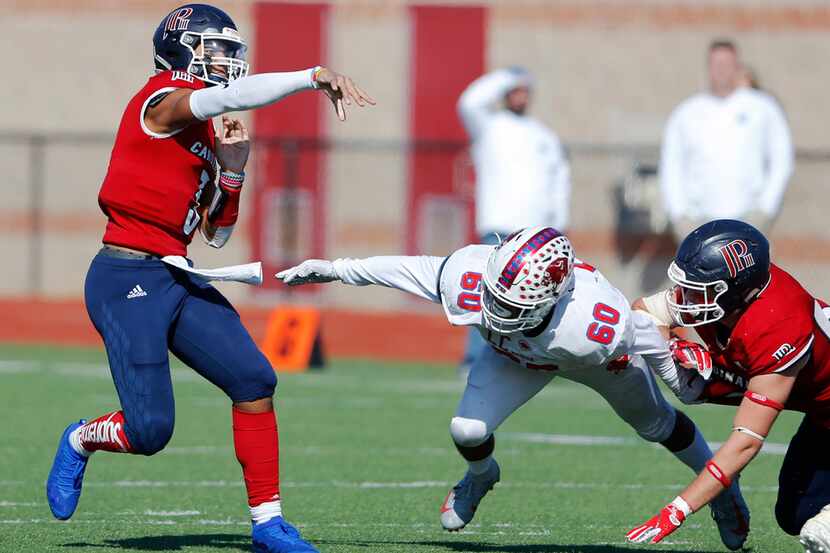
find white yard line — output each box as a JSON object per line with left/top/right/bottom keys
{"left": 502, "top": 431, "right": 789, "bottom": 455}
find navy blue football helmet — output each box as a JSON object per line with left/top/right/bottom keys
{"left": 152, "top": 4, "right": 249, "bottom": 86}
{"left": 667, "top": 219, "right": 771, "bottom": 327}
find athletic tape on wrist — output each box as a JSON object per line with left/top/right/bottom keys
{"left": 219, "top": 170, "right": 245, "bottom": 189}
{"left": 744, "top": 391, "right": 785, "bottom": 411}
{"left": 311, "top": 66, "right": 324, "bottom": 89}
{"left": 705, "top": 460, "right": 732, "bottom": 488}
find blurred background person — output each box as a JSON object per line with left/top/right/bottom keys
{"left": 659, "top": 39, "right": 793, "bottom": 243}
{"left": 456, "top": 66, "right": 571, "bottom": 375}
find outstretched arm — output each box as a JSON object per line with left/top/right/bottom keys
{"left": 277, "top": 255, "right": 446, "bottom": 303}
{"left": 627, "top": 371, "right": 797, "bottom": 545}
{"left": 146, "top": 67, "right": 375, "bottom": 134}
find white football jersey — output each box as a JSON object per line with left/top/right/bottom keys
{"left": 438, "top": 245, "right": 635, "bottom": 372}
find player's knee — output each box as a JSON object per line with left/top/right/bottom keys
{"left": 659, "top": 410, "right": 697, "bottom": 452}
{"left": 250, "top": 364, "right": 277, "bottom": 398}
{"left": 228, "top": 363, "right": 277, "bottom": 403}
{"left": 450, "top": 417, "right": 490, "bottom": 447}
{"left": 128, "top": 411, "right": 175, "bottom": 456}
{"left": 636, "top": 406, "right": 677, "bottom": 443}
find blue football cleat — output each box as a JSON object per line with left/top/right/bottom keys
{"left": 46, "top": 420, "right": 89, "bottom": 520}
{"left": 252, "top": 516, "right": 319, "bottom": 553}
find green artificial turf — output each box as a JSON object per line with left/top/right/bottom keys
{"left": 0, "top": 343, "right": 805, "bottom": 552}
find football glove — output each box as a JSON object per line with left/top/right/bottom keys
{"left": 627, "top": 497, "right": 691, "bottom": 545}
{"left": 276, "top": 259, "right": 338, "bottom": 286}
{"left": 669, "top": 338, "right": 713, "bottom": 380}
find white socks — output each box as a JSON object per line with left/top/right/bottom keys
{"left": 251, "top": 499, "right": 282, "bottom": 525}
{"left": 68, "top": 427, "right": 92, "bottom": 458}
{"left": 468, "top": 456, "right": 494, "bottom": 476}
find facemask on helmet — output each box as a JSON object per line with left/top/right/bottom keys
{"left": 180, "top": 30, "right": 249, "bottom": 85}
{"left": 666, "top": 261, "right": 729, "bottom": 327}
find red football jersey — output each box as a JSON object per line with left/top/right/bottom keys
{"left": 98, "top": 70, "right": 216, "bottom": 256}
{"left": 697, "top": 264, "right": 830, "bottom": 426}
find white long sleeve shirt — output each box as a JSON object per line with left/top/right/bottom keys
{"left": 458, "top": 70, "right": 571, "bottom": 235}
{"left": 330, "top": 249, "right": 680, "bottom": 386}
{"left": 660, "top": 87, "right": 794, "bottom": 222}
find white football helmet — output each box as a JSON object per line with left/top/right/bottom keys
{"left": 481, "top": 227, "right": 575, "bottom": 334}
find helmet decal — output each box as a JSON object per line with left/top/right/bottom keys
{"left": 718, "top": 239, "right": 755, "bottom": 278}
{"left": 164, "top": 7, "right": 193, "bottom": 36}
{"left": 497, "top": 227, "right": 561, "bottom": 289}
{"left": 542, "top": 257, "right": 570, "bottom": 289}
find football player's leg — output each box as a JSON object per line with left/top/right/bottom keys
{"left": 441, "top": 348, "right": 555, "bottom": 530}
{"left": 48, "top": 254, "right": 180, "bottom": 520}
{"left": 569, "top": 357, "right": 749, "bottom": 550}
{"left": 169, "top": 283, "right": 317, "bottom": 553}
{"left": 775, "top": 416, "right": 830, "bottom": 548}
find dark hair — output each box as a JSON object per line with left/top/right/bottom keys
{"left": 708, "top": 39, "right": 738, "bottom": 54}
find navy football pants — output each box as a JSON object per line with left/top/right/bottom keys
{"left": 776, "top": 415, "right": 830, "bottom": 535}
{"left": 84, "top": 251, "right": 276, "bottom": 455}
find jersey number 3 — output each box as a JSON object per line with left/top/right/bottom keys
{"left": 457, "top": 272, "right": 482, "bottom": 312}
{"left": 586, "top": 303, "right": 619, "bottom": 345}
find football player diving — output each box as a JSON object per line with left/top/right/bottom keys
{"left": 45, "top": 4, "right": 373, "bottom": 552}
{"left": 626, "top": 220, "right": 830, "bottom": 553}
{"left": 278, "top": 226, "right": 751, "bottom": 550}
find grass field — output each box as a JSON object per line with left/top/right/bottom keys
{"left": 0, "top": 343, "right": 806, "bottom": 553}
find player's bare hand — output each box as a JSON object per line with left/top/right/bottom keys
{"left": 276, "top": 259, "right": 338, "bottom": 286}
{"left": 216, "top": 116, "right": 250, "bottom": 174}
{"left": 314, "top": 68, "right": 376, "bottom": 121}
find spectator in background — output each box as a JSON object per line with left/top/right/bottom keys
{"left": 660, "top": 40, "right": 793, "bottom": 242}
{"left": 456, "top": 67, "right": 571, "bottom": 374}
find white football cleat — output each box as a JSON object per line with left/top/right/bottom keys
{"left": 709, "top": 478, "right": 750, "bottom": 551}
{"left": 801, "top": 505, "right": 830, "bottom": 553}
{"left": 439, "top": 459, "right": 500, "bottom": 531}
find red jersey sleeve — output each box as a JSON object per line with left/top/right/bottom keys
{"left": 732, "top": 307, "right": 815, "bottom": 377}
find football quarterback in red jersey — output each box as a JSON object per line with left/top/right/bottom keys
{"left": 626, "top": 219, "right": 830, "bottom": 553}
{"left": 45, "top": 4, "right": 373, "bottom": 552}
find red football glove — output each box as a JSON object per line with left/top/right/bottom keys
{"left": 669, "top": 338, "right": 713, "bottom": 380}
{"left": 626, "top": 498, "right": 690, "bottom": 544}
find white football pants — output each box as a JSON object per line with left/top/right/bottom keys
{"left": 451, "top": 347, "right": 676, "bottom": 447}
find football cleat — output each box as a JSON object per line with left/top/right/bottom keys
{"left": 46, "top": 420, "right": 89, "bottom": 520}
{"left": 800, "top": 505, "right": 830, "bottom": 553}
{"left": 709, "top": 478, "right": 751, "bottom": 551}
{"left": 440, "top": 459, "right": 500, "bottom": 531}
{"left": 251, "top": 516, "right": 319, "bottom": 553}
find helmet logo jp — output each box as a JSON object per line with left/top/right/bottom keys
{"left": 718, "top": 239, "right": 755, "bottom": 278}
{"left": 165, "top": 7, "right": 193, "bottom": 35}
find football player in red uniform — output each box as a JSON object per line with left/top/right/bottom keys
{"left": 626, "top": 220, "right": 830, "bottom": 553}
{"left": 45, "top": 4, "right": 373, "bottom": 552}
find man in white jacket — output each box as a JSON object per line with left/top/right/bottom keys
{"left": 457, "top": 67, "right": 571, "bottom": 372}
{"left": 660, "top": 40, "right": 794, "bottom": 242}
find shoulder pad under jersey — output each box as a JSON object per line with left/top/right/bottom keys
{"left": 438, "top": 244, "right": 493, "bottom": 326}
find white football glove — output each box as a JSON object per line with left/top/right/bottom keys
{"left": 276, "top": 259, "right": 338, "bottom": 286}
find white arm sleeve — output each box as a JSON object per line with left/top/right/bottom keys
{"left": 189, "top": 68, "right": 316, "bottom": 121}
{"left": 659, "top": 107, "right": 687, "bottom": 221}
{"left": 759, "top": 98, "right": 794, "bottom": 217}
{"left": 332, "top": 255, "right": 446, "bottom": 303}
{"left": 630, "top": 311, "right": 687, "bottom": 397}
{"left": 457, "top": 69, "right": 526, "bottom": 140}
